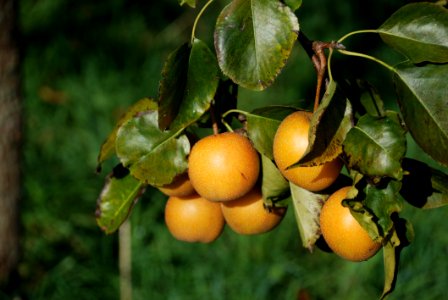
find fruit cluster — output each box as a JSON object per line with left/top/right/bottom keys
{"left": 160, "top": 110, "right": 381, "bottom": 262}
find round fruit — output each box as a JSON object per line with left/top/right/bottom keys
{"left": 158, "top": 173, "right": 195, "bottom": 197}
{"left": 221, "top": 188, "right": 286, "bottom": 235}
{"left": 188, "top": 132, "right": 260, "bottom": 202}
{"left": 164, "top": 194, "right": 225, "bottom": 243}
{"left": 319, "top": 186, "right": 382, "bottom": 261}
{"left": 273, "top": 110, "right": 343, "bottom": 192}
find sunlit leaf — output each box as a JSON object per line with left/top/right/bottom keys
{"left": 215, "top": 0, "right": 299, "bottom": 90}
{"left": 96, "top": 165, "right": 145, "bottom": 234}
{"left": 97, "top": 98, "right": 157, "bottom": 170}
{"left": 246, "top": 105, "right": 298, "bottom": 159}
{"left": 297, "top": 80, "right": 353, "bottom": 167}
{"left": 158, "top": 39, "right": 219, "bottom": 130}
{"left": 394, "top": 62, "right": 448, "bottom": 167}
{"left": 284, "top": 0, "right": 302, "bottom": 12}
{"left": 378, "top": 2, "right": 448, "bottom": 63}
{"left": 179, "top": 0, "right": 196, "bottom": 8}
{"left": 290, "top": 183, "right": 328, "bottom": 251}
{"left": 116, "top": 111, "right": 190, "bottom": 186}
{"left": 400, "top": 158, "right": 448, "bottom": 209}
{"left": 261, "top": 154, "right": 290, "bottom": 207}
{"left": 343, "top": 114, "right": 407, "bottom": 180}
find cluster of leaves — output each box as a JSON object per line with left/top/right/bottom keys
{"left": 95, "top": 0, "right": 448, "bottom": 299}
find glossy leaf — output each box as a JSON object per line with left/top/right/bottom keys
{"left": 261, "top": 154, "right": 290, "bottom": 207}
{"left": 290, "top": 183, "right": 328, "bottom": 251}
{"left": 179, "top": 0, "right": 196, "bottom": 8}
{"left": 116, "top": 111, "right": 190, "bottom": 186}
{"left": 343, "top": 114, "right": 407, "bottom": 180}
{"left": 378, "top": 3, "right": 448, "bottom": 63}
{"left": 96, "top": 165, "right": 145, "bottom": 234}
{"left": 158, "top": 39, "right": 219, "bottom": 130}
{"left": 400, "top": 158, "right": 448, "bottom": 209}
{"left": 215, "top": 0, "right": 299, "bottom": 90}
{"left": 297, "top": 80, "right": 353, "bottom": 167}
{"left": 394, "top": 62, "right": 448, "bottom": 167}
{"left": 97, "top": 98, "right": 157, "bottom": 169}
{"left": 246, "top": 105, "right": 298, "bottom": 159}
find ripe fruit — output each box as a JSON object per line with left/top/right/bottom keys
{"left": 319, "top": 186, "right": 382, "bottom": 261}
{"left": 188, "top": 132, "right": 260, "bottom": 202}
{"left": 221, "top": 188, "right": 286, "bottom": 235}
{"left": 158, "top": 173, "right": 195, "bottom": 197}
{"left": 273, "top": 110, "right": 342, "bottom": 192}
{"left": 164, "top": 194, "right": 225, "bottom": 243}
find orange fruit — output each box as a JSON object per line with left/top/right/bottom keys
{"left": 319, "top": 186, "right": 382, "bottom": 261}
{"left": 164, "top": 194, "right": 225, "bottom": 243}
{"left": 188, "top": 132, "right": 260, "bottom": 202}
{"left": 158, "top": 173, "right": 195, "bottom": 197}
{"left": 221, "top": 188, "right": 286, "bottom": 235}
{"left": 273, "top": 110, "right": 342, "bottom": 192}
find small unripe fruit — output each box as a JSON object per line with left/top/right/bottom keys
{"left": 319, "top": 186, "right": 382, "bottom": 261}
{"left": 273, "top": 111, "right": 342, "bottom": 192}
{"left": 188, "top": 132, "right": 260, "bottom": 202}
{"left": 221, "top": 188, "right": 286, "bottom": 235}
{"left": 164, "top": 194, "right": 225, "bottom": 243}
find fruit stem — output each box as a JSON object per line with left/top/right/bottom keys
{"left": 209, "top": 102, "right": 220, "bottom": 135}
{"left": 190, "top": 0, "right": 214, "bottom": 44}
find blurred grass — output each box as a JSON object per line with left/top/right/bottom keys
{"left": 8, "top": 0, "right": 448, "bottom": 299}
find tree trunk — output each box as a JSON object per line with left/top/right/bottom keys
{"left": 0, "top": 0, "right": 21, "bottom": 283}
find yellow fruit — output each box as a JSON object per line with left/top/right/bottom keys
{"left": 158, "top": 173, "right": 195, "bottom": 197}
{"left": 319, "top": 186, "right": 382, "bottom": 261}
{"left": 273, "top": 110, "right": 342, "bottom": 192}
{"left": 164, "top": 194, "right": 225, "bottom": 243}
{"left": 221, "top": 187, "right": 286, "bottom": 235}
{"left": 188, "top": 132, "right": 260, "bottom": 202}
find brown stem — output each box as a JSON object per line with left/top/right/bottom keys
{"left": 209, "top": 102, "right": 219, "bottom": 135}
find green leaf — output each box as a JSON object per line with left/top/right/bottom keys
{"left": 96, "top": 165, "right": 145, "bottom": 234}
{"left": 179, "top": 0, "right": 196, "bottom": 8}
{"left": 378, "top": 2, "right": 448, "bottom": 63}
{"left": 290, "top": 183, "right": 327, "bottom": 251}
{"left": 116, "top": 111, "right": 190, "bottom": 186}
{"left": 284, "top": 0, "right": 302, "bottom": 11}
{"left": 158, "top": 39, "right": 219, "bottom": 130}
{"left": 394, "top": 62, "right": 448, "bottom": 167}
{"left": 261, "top": 154, "right": 290, "bottom": 207}
{"left": 97, "top": 98, "right": 157, "bottom": 170}
{"left": 297, "top": 80, "right": 353, "bottom": 167}
{"left": 400, "top": 158, "right": 448, "bottom": 209}
{"left": 343, "top": 114, "right": 407, "bottom": 180}
{"left": 246, "top": 105, "right": 298, "bottom": 159}
{"left": 215, "top": 0, "right": 299, "bottom": 90}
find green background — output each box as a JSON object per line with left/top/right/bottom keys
{"left": 4, "top": 0, "right": 447, "bottom": 299}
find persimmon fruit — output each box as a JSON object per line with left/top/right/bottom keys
{"left": 273, "top": 110, "right": 342, "bottom": 192}
{"left": 319, "top": 186, "right": 382, "bottom": 261}
{"left": 164, "top": 194, "right": 225, "bottom": 243}
{"left": 188, "top": 132, "right": 260, "bottom": 202}
{"left": 221, "top": 187, "right": 286, "bottom": 235}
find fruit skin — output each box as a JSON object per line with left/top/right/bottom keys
{"left": 273, "top": 110, "right": 343, "bottom": 192}
{"left": 158, "top": 173, "right": 195, "bottom": 197}
{"left": 188, "top": 132, "right": 260, "bottom": 202}
{"left": 221, "top": 188, "right": 286, "bottom": 235}
{"left": 164, "top": 194, "right": 225, "bottom": 243}
{"left": 319, "top": 186, "right": 382, "bottom": 261}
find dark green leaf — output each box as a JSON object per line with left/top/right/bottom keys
{"left": 261, "top": 154, "right": 290, "bottom": 207}
{"left": 378, "top": 3, "right": 448, "bottom": 63}
{"left": 297, "top": 80, "right": 353, "bottom": 167}
{"left": 246, "top": 105, "right": 298, "bottom": 159}
{"left": 116, "top": 111, "right": 190, "bottom": 186}
{"left": 97, "top": 98, "right": 157, "bottom": 169}
{"left": 215, "top": 0, "right": 299, "bottom": 90}
{"left": 343, "top": 114, "right": 407, "bottom": 180}
{"left": 158, "top": 39, "right": 219, "bottom": 130}
{"left": 96, "top": 166, "right": 145, "bottom": 234}
{"left": 400, "top": 158, "right": 448, "bottom": 209}
{"left": 290, "top": 183, "right": 328, "bottom": 251}
{"left": 394, "top": 62, "right": 448, "bottom": 167}
{"left": 179, "top": 0, "right": 196, "bottom": 8}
